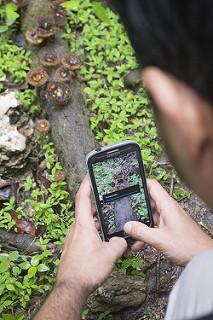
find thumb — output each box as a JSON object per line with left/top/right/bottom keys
{"left": 124, "top": 221, "right": 159, "bottom": 246}
{"left": 107, "top": 237, "right": 127, "bottom": 261}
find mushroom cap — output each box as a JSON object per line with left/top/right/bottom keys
{"left": 25, "top": 29, "right": 44, "bottom": 45}
{"left": 10, "top": 0, "right": 28, "bottom": 8}
{"left": 46, "top": 81, "right": 72, "bottom": 105}
{"left": 52, "top": 0, "right": 65, "bottom": 6}
{"left": 54, "top": 6, "right": 67, "bottom": 27}
{"left": 40, "top": 51, "right": 59, "bottom": 67}
{"left": 55, "top": 66, "right": 72, "bottom": 82}
{"left": 54, "top": 170, "right": 65, "bottom": 181}
{"left": 62, "top": 53, "right": 81, "bottom": 71}
{"left": 27, "top": 68, "right": 49, "bottom": 87}
{"left": 37, "top": 15, "right": 57, "bottom": 38}
{"left": 35, "top": 119, "right": 51, "bottom": 133}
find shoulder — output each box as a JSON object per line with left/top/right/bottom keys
{"left": 166, "top": 250, "right": 213, "bottom": 320}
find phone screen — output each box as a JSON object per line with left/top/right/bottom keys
{"left": 89, "top": 144, "right": 151, "bottom": 239}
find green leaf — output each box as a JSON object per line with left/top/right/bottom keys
{"left": 31, "top": 256, "right": 40, "bottom": 267}
{"left": 19, "top": 261, "right": 30, "bottom": 270}
{"left": 9, "top": 250, "right": 19, "bottom": 261}
{"left": 37, "top": 264, "right": 49, "bottom": 272}
{"left": 61, "top": 0, "right": 79, "bottom": 11}
{"left": 1, "top": 314, "right": 14, "bottom": 320}
{"left": 92, "top": 2, "right": 110, "bottom": 24}
{"left": 0, "top": 25, "right": 8, "bottom": 33}
{"left": 0, "top": 261, "right": 9, "bottom": 273}
{"left": 6, "top": 284, "right": 15, "bottom": 291}
{"left": 28, "top": 266, "right": 37, "bottom": 278}
{"left": 12, "top": 266, "right": 20, "bottom": 276}
{"left": 5, "top": 3, "right": 19, "bottom": 26}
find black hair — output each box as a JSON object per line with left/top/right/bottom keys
{"left": 112, "top": 0, "right": 213, "bottom": 103}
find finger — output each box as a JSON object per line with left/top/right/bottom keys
{"left": 153, "top": 212, "right": 160, "bottom": 226}
{"left": 93, "top": 216, "right": 101, "bottom": 230}
{"left": 75, "top": 175, "right": 94, "bottom": 225}
{"left": 147, "top": 179, "right": 170, "bottom": 204}
{"left": 124, "top": 221, "right": 159, "bottom": 246}
{"left": 147, "top": 179, "right": 175, "bottom": 219}
{"left": 106, "top": 237, "right": 127, "bottom": 261}
{"left": 91, "top": 203, "right": 97, "bottom": 217}
{"left": 131, "top": 240, "right": 145, "bottom": 252}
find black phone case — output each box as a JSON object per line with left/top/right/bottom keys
{"left": 87, "top": 142, "right": 153, "bottom": 241}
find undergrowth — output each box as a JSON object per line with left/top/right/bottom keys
{"left": 0, "top": 142, "right": 74, "bottom": 319}
{"left": 63, "top": 0, "right": 189, "bottom": 200}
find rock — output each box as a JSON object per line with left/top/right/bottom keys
{"left": 87, "top": 272, "right": 147, "bottom": 313}
{"left": 0, "top": 91, "right": 34, "bottom": 177}
{"left": 0, "top": 115, "right": 26, "bottom": 152}
{"left": 0, "top": 91, "right": 19, "bottom": 116}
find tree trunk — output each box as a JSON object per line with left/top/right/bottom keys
{"left": 115, "top": 197, "right": 137, "bottom": 231}
{"left": 0, "top": 229, "right": 41, "bottom": 254}
{"left": 21, "top": 0, "right": 97, "bottom": 194}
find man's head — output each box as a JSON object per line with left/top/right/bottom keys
{"left": 113, "top": 0, "right": 213, "bottom": 207}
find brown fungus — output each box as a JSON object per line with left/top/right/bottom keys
{"left": 27, "top": 68, "right": 49, "bottom": 87}
{"left": 37, "top": 16, "right": 57, "bottom": 38}
{"left": 40, "top": 51, "right": 59, "bottom": 67}
{"left": 46, "top": 81, "right": 71, "bottom": 105}
{"left": 54, "top": 6, "right": 67, "bottom": 27}
{"left": 52, "top": 0, "right": 65, "bottom": 6}
{"left": 35, "top": 119, "right": 51, "bottom": 134}
{"left": 10, "top": 0, "right": 28, "bottom": 8}
{"left": 25, "top": 29, "right": 44, "bottom": 45}
{"left": 62, "top": 53, "right": 81, "bottom": 71}
{"left": 55, "top": 66, "right": 72, "bottom": 82}
{"left": 54, "top": 170, "right": 65, "bottom": 181}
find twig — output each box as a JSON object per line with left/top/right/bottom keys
{"left": 169, "top": 169, "right": 175, "bottom": 196}
{"left": 155, "top": 252, "right": 161, "bottom": 296}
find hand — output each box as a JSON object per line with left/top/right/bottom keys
{"left": 57, "top": 175, "right": 127, "bottom": 297}
{"left": 124, "top": 179, "right": 213, "bottom": 266}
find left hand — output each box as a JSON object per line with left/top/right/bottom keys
{"left": 56, "top": 175, "right": 127, "bottom": 297}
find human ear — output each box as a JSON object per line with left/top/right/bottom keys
{"left": 142, "top": 66, "right": 213, "bottom": 161}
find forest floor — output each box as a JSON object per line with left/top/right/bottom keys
{"left": 0, "top": 1, "right": 211, "bottom": 320}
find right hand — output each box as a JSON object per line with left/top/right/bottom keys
{"left": 124, "top": 179, "right": 213, "bottom": 266}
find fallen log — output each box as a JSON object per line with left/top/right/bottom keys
{"left": 20, "top": 0, "right": 97, "bottom": 194}
{"left": 0, "top": 228, "right": 41, "bottom": 254}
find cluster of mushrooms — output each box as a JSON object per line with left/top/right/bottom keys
{"left": 20, "top": 0, "right": 82, "bottom": 106}
{"left": 27, "top": 51, "right": 81, "bottom": 105}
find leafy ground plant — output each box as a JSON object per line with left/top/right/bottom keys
{"left": 0, "top": 142, "right": 74, "bottom": 318}
{"left": 63, "top": 0, "right": 189, "bottom": 199}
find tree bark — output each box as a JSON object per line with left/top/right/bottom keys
{"left": 115, "top": 197, "right": 137, "bottom": 231}
{"left": 0, "top": 229, "right": 41, "bottom": 254}
{"left": 21, "top": 0, "right": 97, "bottom": 194}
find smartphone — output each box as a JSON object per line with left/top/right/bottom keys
{"left": 86, "top": 141, "right": 153, "bottom": 241}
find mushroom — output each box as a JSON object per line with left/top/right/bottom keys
{"left": 55, "top": 66, "right": 72, "bottom": 82}
{"left": 46, "top": 81, "right": 72, "bottom": 105}
{"left": 35, "top": 119, "right": 51, "bottom": 134}
{"left": 10, "top": 0, "right": 28, "bottom": 8}
{"left": 37, "top": 16, "right": 57, "bottom": 38}
{"left": 61, "top": 53, "right": 81, "bottom": 71}
{"left": 52, "top": 0, "right": 65, "bottom": 6}
{"left": 54, "top": 6, "right": 67, "bottom": 27}
{"left": 40, "top": 51, "right": 59, "bottom": 67}
{"left": 25, "top": 29, "right": 44, "bottom": 45}
{"left": 27, "top": 68, "right": 49, "bottom": 87}
{"left": 54, "top": 170, "right": 65, "bottom": 181}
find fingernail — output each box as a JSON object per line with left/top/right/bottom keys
{"left": 124, "top": 222, "right": 132, "bottom": 233}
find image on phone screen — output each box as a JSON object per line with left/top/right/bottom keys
{"left": 91, "top": 150, "right": 150, "bottom": 237}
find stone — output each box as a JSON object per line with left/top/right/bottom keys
{"left": 0, "top": 91, "right": 34, "bottom": 177}
{"left": 87, "top": 272, "right": 147, "bottom": 313}
{"left": 0, "top": 91, "right": 19, "bottom": 117}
